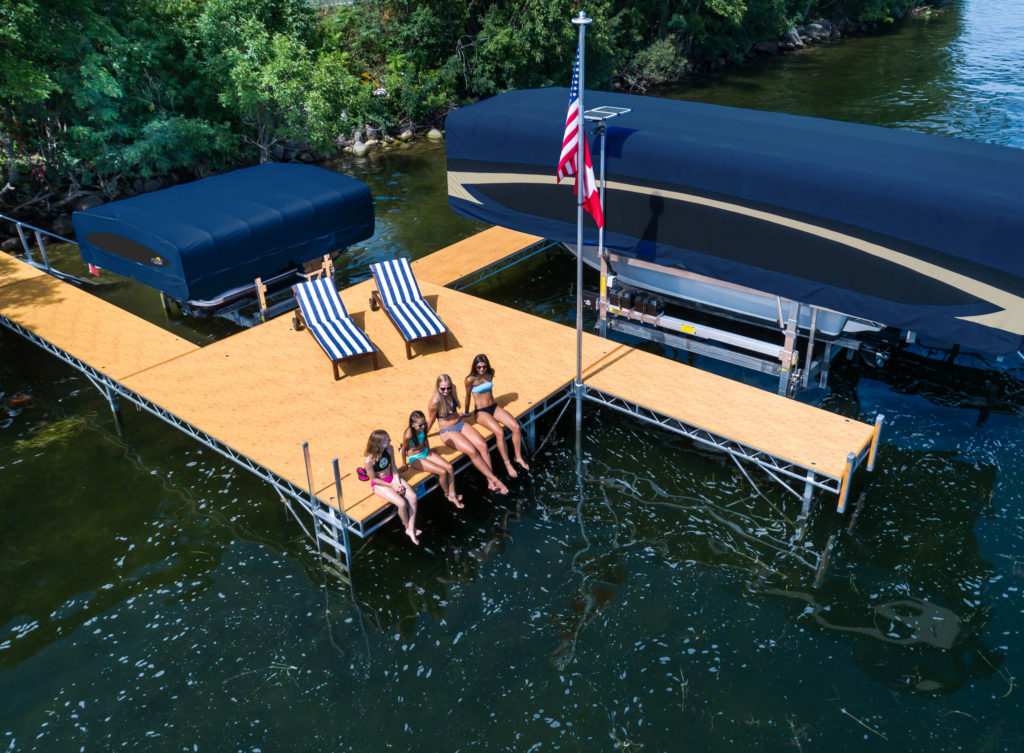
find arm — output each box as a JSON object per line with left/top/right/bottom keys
{"left": 365, "top": 455, "right": 378, "bottom": 483}
{"left": 426, "top": 396, "right": 439, "bottom": 433}
{"left": 387, "top": 446, "right": 405, "bottom": 493}
{"left": 398, "top": 429, "right": 411, "bottom": 472}
{"left": 462, "top": 377, "right": 473, "bottom": 417}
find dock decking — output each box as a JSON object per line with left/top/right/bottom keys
{"left": 1, "top": 227, "right": 880, "bottom": 564}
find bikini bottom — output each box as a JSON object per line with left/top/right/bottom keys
{"left": 439, "top": 420, "right": 465, "bottom": 435}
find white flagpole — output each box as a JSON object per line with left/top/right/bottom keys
{"left": 573, "top": 10, "right": 591, "bottom": 435}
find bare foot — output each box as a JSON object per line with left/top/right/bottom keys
{"left": 493, "top": 480, "right": 509, "bottom": 495}
{"left": 515, "top": 457, "right": 531, "bottom": 471}
{"left": 503, "top": 460, "right": 518, "bottom": 479}
{"left": 447, "top": 493, "right": 465, "bottom": 509}
{"left": 405, "top": 527, "right": 420, "bottom": 545}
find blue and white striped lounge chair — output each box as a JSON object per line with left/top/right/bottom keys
{"left": 369, "top": 257, "right": 450, "bottom": 359}
{"left": 292, "top": 277, "right": 379, "bottom": 379}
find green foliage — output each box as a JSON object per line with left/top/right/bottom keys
{"left": 0, "top": 0, "right": 924, "bottom": 199}
{"left": 619, "top": 37, "right": 687, "bottom": 92}
{"left": 825, "top": 0, "right": 925, "bottom": 23}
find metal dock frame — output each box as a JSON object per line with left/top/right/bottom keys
{"left": 0, "top": 311, "right": 354, "bottom": 568}
{"left": 579, "top": 382, "right": 883, "bottom": 518}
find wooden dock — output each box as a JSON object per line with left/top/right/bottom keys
{"left": 1, "top": 227, "right": 879, "bottom": 560}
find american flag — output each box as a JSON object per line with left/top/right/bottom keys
{"left": 556, "top": 44, "right": 604, "bottom": 228}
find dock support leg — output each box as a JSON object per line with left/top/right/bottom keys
{"left": 867, "top": 414, "right": 884, "bottom": 472}
{"left": 524, "top": 414, "right": 536, "bottom": 455}
{"left": 836, "top": 452, "right": 856, "bottom": 513}
{"left": 794, "top": 469, "right": 815, "bottom": 542}
{"left": 800, "top": 470, "right": 815, "bottom": 519}
{"left": 109, "top": 391, "right": 123, "bottom": 434}
{"left": 90, "top": 379, "right": 124, "bottom": 433}
{"left": 574, "top": 380, "right": 583, "bottom": 436}
{"left": 302, "top": 442, "right": 322, "bottom": 558}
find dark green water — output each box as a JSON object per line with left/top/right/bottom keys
{"left": 3, "top": 2, "right": 1023, "bottom": 750}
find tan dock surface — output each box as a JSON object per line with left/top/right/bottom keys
{"left": 0, "top": 252, "right": 47, "bottom": 289}
{"left": 412, "top": 226, "right": 542, "bottom": 287}
{"left": 122, "top": 278, "right": 622, "bottom": 523}
{"left": 0, "top": 252, "right": 199, "bottom": 379}
{"left": 2, "top": 231, "right": 877, "bottom": 533}
{"left": 584, "top": 347, "right": 875, "bottom": 480}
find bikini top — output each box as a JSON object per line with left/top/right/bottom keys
{"left": 471, "top": 380, "right": 493, "bottom": 394}
{"left": 437, "top": 393, "right": 460, "bottom": 418}
{"left": 372, "top": 454, "right": 390, "bottom": 473}
{"left": 411, "top": 430, "right": 426, "bottom": 446}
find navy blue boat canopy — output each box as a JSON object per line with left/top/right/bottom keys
{"left": 73, "top": 163, "right": 374, "bottom": 301}
{"left": 446, "top": 88, "right": 1024, "bottom": 355}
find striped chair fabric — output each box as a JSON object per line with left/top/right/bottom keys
{"left": 293, "top": 277, "right": 376, "bottom": 361}
{"left": 370, "top": 258, "right": 448, "bottom": 341}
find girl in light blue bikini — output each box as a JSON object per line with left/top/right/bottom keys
{"left": 463, "top": 353, "right": 530, "bottom": 478}
{"left": 402, "top": 410, "right": 463, "bottom": 508}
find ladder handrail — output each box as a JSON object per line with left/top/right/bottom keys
{"left": 0, "top": 212, "right": 78, "bottom": 247}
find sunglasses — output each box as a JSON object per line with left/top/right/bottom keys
{"left": 412, "top": 421, "right": 426, "bottom": 428}
{"left": 439, "top": 386, "right": 452, "bottom": 392}
{"left": 475, "top": 364, "right": 488, "bottom": 370}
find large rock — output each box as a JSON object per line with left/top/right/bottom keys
{"left": 426, "top": 128, "right": 443, "bottom": 140}
{"left": 754, "top": 40, "right": 779, "bottom": 55}
{"left": 352, "top": 141, "right": 368, "bottom": 155}
{"left": 142, "top": 178, "right": 162, "bottom": 193}
{"left": 399, "top": 129, "right": 414, "bottom": 142}
{"left": 2, "top": 237, "right": 22, "bottom": 252}
{"left": 780, "top": 28, "right": 804, "bottom": 49}
{"left": 806, "top": 21, "right": 832, "bottom": 42}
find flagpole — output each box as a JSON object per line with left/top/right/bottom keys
{"left": 573, "top": 10, "right": 591, "bottom": 436}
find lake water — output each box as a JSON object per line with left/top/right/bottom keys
{"left": 3, "top": 2, "right": 1023, "bottom": 750}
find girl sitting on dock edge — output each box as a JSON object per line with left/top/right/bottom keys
{"left": 402, "top": 410, "right": 463, "bottom": 509}
{"left": 463, "top": 353, "right": 529, "bottom": 478}
{"left": 427, "top": 374, "right": 508, "bottom": 495}
{"left": 364, "top": 429, "right": 421, "bottom": 545}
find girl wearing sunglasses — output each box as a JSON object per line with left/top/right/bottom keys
{"left": 463, "top": 353, "right": 530, "bottom": 478}
{"left": 427, "top": 374, "right": 508, "bottom": 495}
{"left": 402, "top": 410, "right": 463, "bottom": 508}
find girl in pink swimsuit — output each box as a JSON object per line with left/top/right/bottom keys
{"left": 364, "top": 429, "right": 420, "bottom": 544}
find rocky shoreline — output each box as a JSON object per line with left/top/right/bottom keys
{"left": 1, "top": 7, "right": 938, "bottom": 252}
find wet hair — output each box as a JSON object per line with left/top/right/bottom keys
{"left": 468, "top": 353, "right": 495, "bottom": 378}
{"left": 365, "top": 429, "right": 389, "bottom": 462}
{"left": 434, "top": 374, "right": 458, "bottom": 416}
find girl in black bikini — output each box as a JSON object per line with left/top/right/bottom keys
{"left": 401, "top": 410, "right": 463, "bottom": 508}
{"left": 426, "top": 374, "right": 508, "bottom": 495}
{"left": 364, "top": 429, "right": 420, "bottom": 544}
{"left": 463, "top": 354, "right": 530, "bottom": 478}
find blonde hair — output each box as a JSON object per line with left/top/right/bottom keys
{"left": 365, "top": 429, "right": 389, "bottom": 462}
{"left": 434, "top": 373, "right": 458, "bottom": 417}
